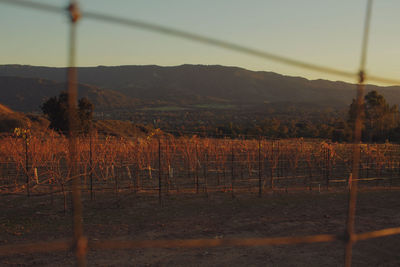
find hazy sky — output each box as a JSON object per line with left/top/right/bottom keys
{"left": 1, "top": 0, "right": 399, "bottom": 84}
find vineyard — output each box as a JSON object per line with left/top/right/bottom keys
{"left": 2, "top": 0, "right": 400, "bottom": 265}
{"left": 2, "top": 132, "right": 400, "bottom": 201}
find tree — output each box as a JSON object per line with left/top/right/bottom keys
{"left": 78, "top": 97, "right": 94, "bottom": 134}
{"left": 364, "top": 91, "right": 398, "bottom": 141}
{"left": 348, "top": 90, "right": 399, "bottom": 142}
{"left": 41, "top": 92, "right": 94, "bottom": 135}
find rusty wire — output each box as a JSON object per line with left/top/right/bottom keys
{"left": 0, "top": 0, "right": 399, "bottom": 266}
{"left": 354, "top": 227, "right": 400, "bottom": 242}
{"left": 0, "top": 240, "right": 72, "bottom": 256}
{"left": 66, "top": 1, "right": 86, "bottom": 266}
{"left": 344, "top": 1, "right": 373, "bottom": 266}
{"left": 1, "top": 226, "right": 400, "bottom": 256}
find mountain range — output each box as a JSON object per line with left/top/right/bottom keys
{"left": 0, "top": 64, "right": 399, "bottom": 112}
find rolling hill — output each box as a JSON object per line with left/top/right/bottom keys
{"left": 0, "top": 76, "right": 139, "bottom": 112}
{"left": 1, "top": 64, "right": 400, "bottom": 111}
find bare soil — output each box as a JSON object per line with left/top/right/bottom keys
{"left": 1, "top": 188, "right": 400, "bottom": 266}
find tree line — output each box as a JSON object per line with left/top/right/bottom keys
{"left": 169, "top": 91, "right": 400, "bottom": 143}
{"left": 39, "top": 90, "right": 400, "bottom": 143}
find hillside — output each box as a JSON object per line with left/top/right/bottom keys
{"left": 0, "top": 103, "right": 154, "bottom": 137}
{"left": 1, "top": 64, "right": 400, "bottom": 109}
{"left": 0, "top": 76, "right": 139, "bottom": 112}
{"left": 0, "top": 104, "right": 13, "bottom": 115}
{"left": 0, "top": 103, "right": 49, "bottom": 133}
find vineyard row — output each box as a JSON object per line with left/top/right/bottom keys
{"left": 2, "top": 134, "right": 400, "bottom": 197}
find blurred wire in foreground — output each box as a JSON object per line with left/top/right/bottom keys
{"left": 1, "top": 227, "right": 400, "bottom": 256}
{"left": 66, "top": 1, "right": 86, "bottom": 266}
{"left": 0, "top": 1, "right": 399, "bottom": 267}
{"left": 345, "top": 1, "right": 373, "bottom": 266}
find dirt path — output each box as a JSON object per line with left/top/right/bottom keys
{"left": 1, "top": 189, "right": 399, "bottom": 266}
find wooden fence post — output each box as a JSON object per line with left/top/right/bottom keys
{"left": 231, "top": 140, "right": 235, "bottom": 199}
{"left": 258, "top": 138, "right": 262, "bottom": 197}
{"left": 158, "top": 138, "right": 162, "bottom": 205}
{"left": 25, "top": 138, "right": 30, "bottom": 197}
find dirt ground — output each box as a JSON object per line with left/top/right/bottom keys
{"left": 0, "top": 188, "right": 400, "bottom": 266}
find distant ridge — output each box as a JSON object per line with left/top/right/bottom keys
{"left": 1, "top": 64, "right": 400, "bottom": 111}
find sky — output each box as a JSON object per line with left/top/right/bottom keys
{"left": 0, "top": 0, "right": 399, "bottom": 85}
